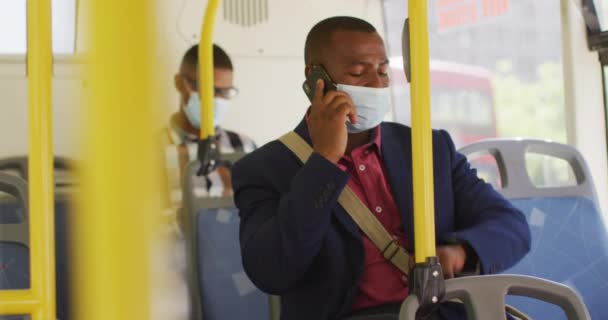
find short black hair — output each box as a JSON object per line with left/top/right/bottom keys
{"left": 180, "top": 44, "right": 233, "bottom": 71}
{"left": 304, "top": 16, "right": 377, "bottom": 66}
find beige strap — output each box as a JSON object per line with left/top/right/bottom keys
{"left": 505, "top": 305, "right": 533, "bottom": 320}
{"left": 279, "top": 132, "right": 412, "bottom": 275}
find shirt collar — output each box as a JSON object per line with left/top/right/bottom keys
{"left": 370, "top": 126, "right": 382, "bottom": 150}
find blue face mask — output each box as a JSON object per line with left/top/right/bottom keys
{"left": 336, "top": 84, "right": 391, "bottom": 133}
{"left": 213, "top": 97, "right": 231, "bottom": 127}
{"left": 183, "top": 93, "right": 232, "bottom": 128}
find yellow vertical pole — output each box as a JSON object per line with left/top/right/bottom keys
{"left": 27, "top": 0, "right": 56, "bottom": 319}
{"left": 73, "top": 1, "right": 161, "bottom": 319}
{"left": 199, "top": 0, "right": 221, "bottom": 139}
{"left": 0, "top": 291, "right": 38, "bottom": 315}
{"left": 409, "top": 0, "right": 436, "bottom": 262}
{"left": 0, "top": 1, "right": 55, "bottom": 317}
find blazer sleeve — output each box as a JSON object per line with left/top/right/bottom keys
{"left": 437, "top": 130, "right": 531, "bottom": 274}
{"left": 232, "top": 150, "right": 349, "bottom": 294}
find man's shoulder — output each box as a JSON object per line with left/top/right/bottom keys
{"left": 380, "top": 121, "right": 454, "bottom": 154}
{"left": 381, "top": 121, "right": 411, "bottom": 136}
{"left": 231, "top": 135, "right": 303, "bottom": 185}
{"left": 160, "top": 116, "right": 193, "bottom": 147}
{"left": 158, "top": 126, "right": 176, "bottom": 146}
{"left": 381, "top": 121, "right": 449, "bottom": 139}
{"left": 234, "top": 139, "right": 286, "bottom": 168}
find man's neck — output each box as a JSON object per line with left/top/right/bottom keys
{"left": 346, "top": 130, "right": 373, "bottom": 155}
{"left": 171, "top": 110, "right": 199, "bottom": 137}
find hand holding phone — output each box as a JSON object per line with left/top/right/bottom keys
{"left": 305, "top": 65, "right": 357, "bottom": 163}
{"left": 303, "top": 65, "right": 337, "bottom": 102}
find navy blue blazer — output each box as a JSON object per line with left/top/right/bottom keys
{"left": 232, "top": 120, "right": 531, "bottom": 320}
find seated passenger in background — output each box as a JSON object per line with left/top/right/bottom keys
{"left": 232, "top": 16, "right": 531, "bottom": 320}
{"left": 162, "top": 44, "right": 256, "bottom": 205}
{"left": 157, "top": 44, "right": 257, "bottom": 317}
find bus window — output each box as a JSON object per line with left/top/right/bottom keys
{"left": 465, "top": 150, "right": 502, "bottom": 189}
{"left": 593, "top": 0, "right": 608, "bottom": 30}
{"left": 0, "top": 0, "right": 76, "bottom": 54}
{"left": 390, "top": 58, "right": 496, "bottom": 146}
{"left": 0, "top": 1, "right": 26, "bottom": 54}
{"left": 525, "top": 153, "right": 578, "bottom": 188}
{"left": 384, "top": 0, "right": 567, "bottom": 148}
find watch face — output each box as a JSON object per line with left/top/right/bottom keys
{"left": 0, "top": 242, "right": 29, "bottom": 290}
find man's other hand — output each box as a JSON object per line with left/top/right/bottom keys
{"left": 437, "top": 244, "right": 467, "bottom": 279}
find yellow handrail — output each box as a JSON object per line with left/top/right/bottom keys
{"left": 0, "top": 0, "right": 57, "bottom": 318}
{"left": 27, "top": 0, "right": 57, "bottom": 317}
{"left": 199, "top": 0, "right": 221, "bottom": 139}
{"left": 0, "top": 290, "right": 39, "bottom": 315}
{"left": 409, "top": 0, "right": 436, "bottom": 263}
{"left": 73, "top": 1, "right": 161, "bottom": 319}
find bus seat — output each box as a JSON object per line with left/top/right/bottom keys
{"left": 459, "top": 139, "right": 607, "bottom": 320}
{"left": 0, "top": 156, "right": 74, "bottom": 320}
{"left": 182, "top": 158, "right": 271, "bottom": 320}
{"left": 0, "top": 156, "right": 74, "bottom": 186}
{"left": 0, "top": 172, "right": 30, "bottom": 320}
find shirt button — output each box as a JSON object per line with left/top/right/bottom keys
{"left": 364, "top": 150, "right": 370, "bottom": 155}
{"left": 375, "top": 206, "right": 383, "bottom": 213}
{"left": 359, "top": 164, "right": 366, "bottom": 171}
{"left": 402, "top": 275, "right": 409, "bottom": 285}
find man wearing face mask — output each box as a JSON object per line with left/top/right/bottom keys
{"left": 231, "top": 17, "right": 530, "bottom": 320}
{"left": 163, "top": 44, "right": 256, "bottom": 206}
{"left": 157, "top": 44, "right": 257, "bottom": 317}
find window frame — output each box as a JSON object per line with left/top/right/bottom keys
{"left": 584, "top": 0, "right": 608, "bottom": 170}
{"left": 0, "top": 0, "right": 78, "bottom": 55}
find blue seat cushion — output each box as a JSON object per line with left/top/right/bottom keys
{"left": 0, "top": 201, "right": 70, "bottom": 320}
{"left": 0, "top": 242, "right": 29, "bottom": 290}
{"left": 196, "top": 207, "right": 269, "bottom": 320}
{"left": 504, "top": 196, "right": 608, "bottom": 320}
{"left": 0, "top": 203, "right": 24, "bottom": 224}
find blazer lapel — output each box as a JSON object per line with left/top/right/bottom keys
{"left": 380, "top": 123, "right": 415, "bottom": 250}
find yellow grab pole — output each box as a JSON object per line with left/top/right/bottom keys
{"left": 409, "top": 0, "right": 436, "bottom": 262}
{"left": 0, "top": 290, "right": 39, "bottom": 315}
{"left": 0, "top": 3, "right": 55, "bottom": 317}
{"left": 73, "top": 1, "right": 161, "bottom": 319}
{"left": 199, "top": 0, "right": 221, "bottom": 139}
{"left": 27, "top": 0, "right": 57, "bottom": 319}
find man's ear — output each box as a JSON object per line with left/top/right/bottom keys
{"left": 175, "top": 74, "right": 184, "bottom": 92}
{"left": 304, "top": 65, "right": 312, "bottom": 78}
{"left": 175, "top": 74, "right": 190, "bottom": 104}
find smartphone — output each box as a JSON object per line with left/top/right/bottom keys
{"left": 302, "top": 65, "right": 337, "bottom": 102}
